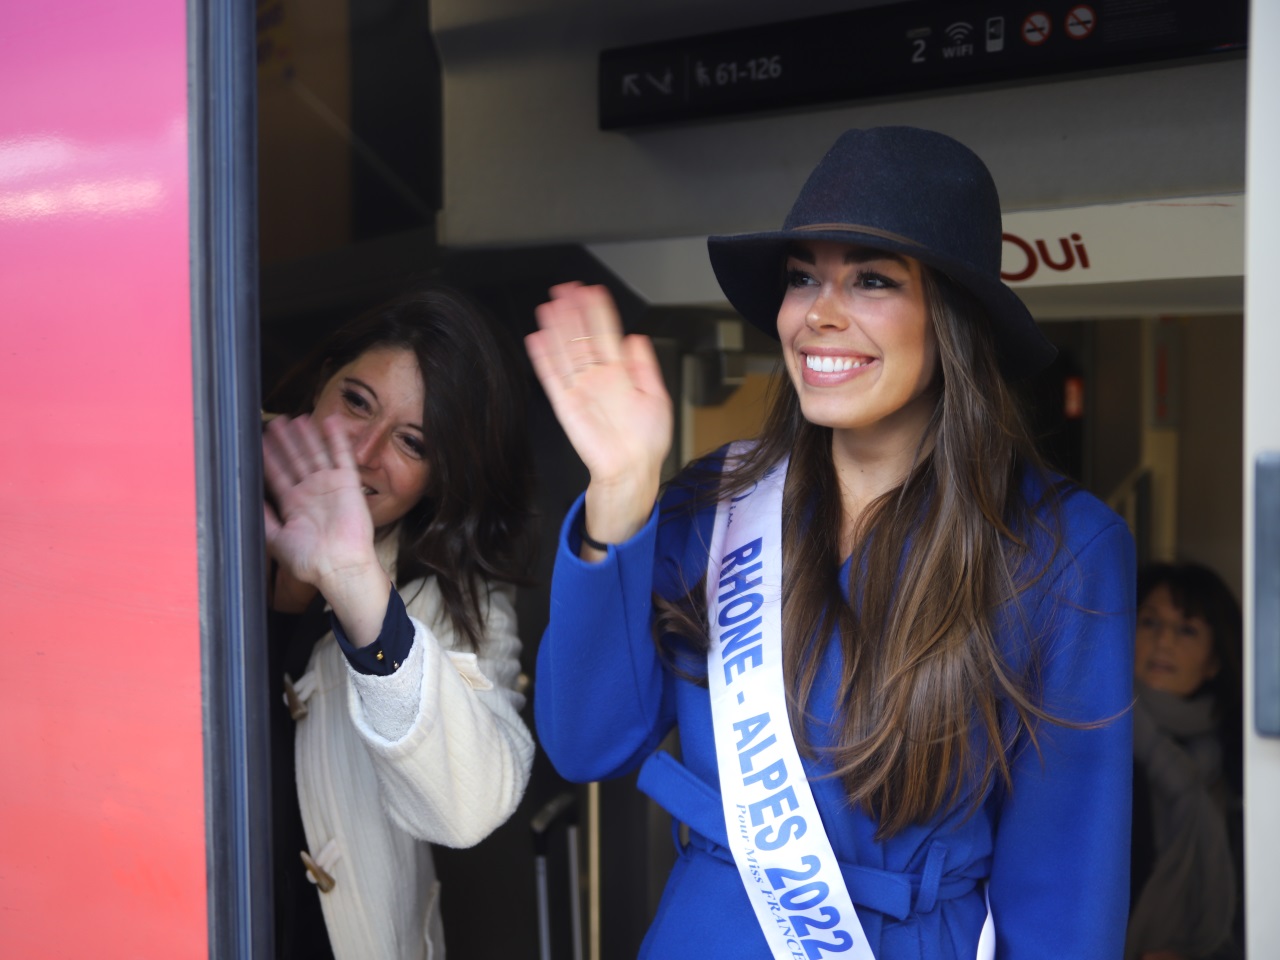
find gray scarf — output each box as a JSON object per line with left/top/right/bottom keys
{"left": 1126, "top": 684, "right": 1236, "bottom": 959}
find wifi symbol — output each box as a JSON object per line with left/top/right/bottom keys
{"left": 945, "top": 21, "right": 973, "bottom": 44}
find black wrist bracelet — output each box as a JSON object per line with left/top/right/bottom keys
{"left": 580, "top": 513, "right": 611, "bottom": 552}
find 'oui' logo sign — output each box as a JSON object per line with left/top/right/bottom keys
{"left": 1001, "top": 232, "right": 1091, "bottom": 282}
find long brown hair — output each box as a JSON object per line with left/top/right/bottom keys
{"left": 658, "top": 268, "right": 1067, "bottom": 838}
{"left": 268, "top": 287, "right": 534, "bottom": 651}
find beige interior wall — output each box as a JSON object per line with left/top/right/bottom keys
{"left": 1177, "top": 314, "right": 1245, "bottom": 598}
{"left": 1092, "top": 318, "right": 1144, "bottom": 500}
{"left": 257, "top": 0, "right": 351, "bottom": 266}
{"left": 1093, "top": 314, "right": 1243, "bottom": 597}
{"left": 1140, "top": 318, "right": 1182, "bottom": 564}
{"left": 687, "top": 371, "right": 777, "bottom": 463}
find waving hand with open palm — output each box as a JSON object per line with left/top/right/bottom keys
{"left": 525, "top": 283, "right": 673, "bottom": 559}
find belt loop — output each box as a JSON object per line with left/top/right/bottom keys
{"left": 914, "top": 841, "right": 949, "bottom": 914}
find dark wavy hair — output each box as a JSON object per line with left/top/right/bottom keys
{"left": 1137, "top": 562, "right": 1243, "bottom": 790}
{"left": 268, "top": 287, "right": 534, "bottom": 651}
{"left": 656, "top": 267, "right": 1069, "bottom": 839}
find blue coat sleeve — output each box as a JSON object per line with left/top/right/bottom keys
{"left": 988, "top": 517, "right": 1135, "bottom": 958}
{"left": 330, "top": 586, "right": 415, "bottom": 675}
{"left": 534, "top": 494, "right": 679, "bottom": 783}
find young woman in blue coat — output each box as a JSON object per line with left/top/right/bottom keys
{"left": 526, "top": 127, "right": 1134, "bottom": 959}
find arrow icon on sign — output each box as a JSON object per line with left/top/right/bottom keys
{"left": 622, "top": 73, "right": 640, "bottom": 96}
{"left": 645, "top": 69, "right": 673, "bottom": 94}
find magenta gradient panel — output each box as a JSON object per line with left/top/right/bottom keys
{"left": 0, "top": 3, "right": 208, "bottom": 956}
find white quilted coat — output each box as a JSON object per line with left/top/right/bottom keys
{"left": 288, "top": 536, "right": 533, "bottom": 960}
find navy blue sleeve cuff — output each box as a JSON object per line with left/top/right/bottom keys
{"left": 330, "top": 586, "right": 415, "bottom": 676}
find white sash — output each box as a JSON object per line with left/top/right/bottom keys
{"left": 705, "top": 446, "right": 995, "bottom": 959}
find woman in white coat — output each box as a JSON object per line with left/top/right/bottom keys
{"left": 262, "top": 288, "right": 535, "bottom": 959}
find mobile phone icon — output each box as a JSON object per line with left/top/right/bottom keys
{"left": 986, "top": 17, "right": 1004, "bottom": 52}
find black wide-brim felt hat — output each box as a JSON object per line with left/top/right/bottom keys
{"left": 707, "top": 126, "right": 1055, "bottom": 377}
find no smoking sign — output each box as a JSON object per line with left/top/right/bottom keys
{"left": 1066, "top": 5, "right": 1097, "bottom": 40}
{"left": 1022, "top": 11, "right": 1051, "bottom": 46}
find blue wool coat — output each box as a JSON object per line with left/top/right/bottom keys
{"left": 536, "top": 464, "right": 1134, "bottom": 959}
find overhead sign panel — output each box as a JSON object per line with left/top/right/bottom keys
{"left": 599, "top": 0, "right": 1246, "bottom": 129}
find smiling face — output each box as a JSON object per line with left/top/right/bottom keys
{"left": 776, "top": 241, "right": 938, "bottom": 443}
{"left": 312, "top": 345, "right": 430, "bottom": 530}
{"left": 1135, "top": 584, "right": 1220, "bottom": 697}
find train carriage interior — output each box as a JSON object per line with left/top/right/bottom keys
{"left": 253, "top": 0, "right": 1247, "bottom": 955}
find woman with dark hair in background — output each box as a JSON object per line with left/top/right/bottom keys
{"left": 262, "top": 287, "right": 534, "bottom": 960}
{"left": 527, "top": 127, "right": 1134, "bottom": 958}
{"left": 1128, "top": 562, "right": 1243, "bottom": 960}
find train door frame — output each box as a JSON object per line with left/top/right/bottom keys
{"left": 1243, "top": 0, "right": 1280, "bottom": 952}
{"left": 191, "top": 0, "right": 273, "bottom": 955}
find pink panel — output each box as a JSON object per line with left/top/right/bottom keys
{"left": 0, "top": 3, "right": 207, "bottom": 957}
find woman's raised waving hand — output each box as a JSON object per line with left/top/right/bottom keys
{"left": 525, "top": 283, "right": 673, "bottom": 557}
